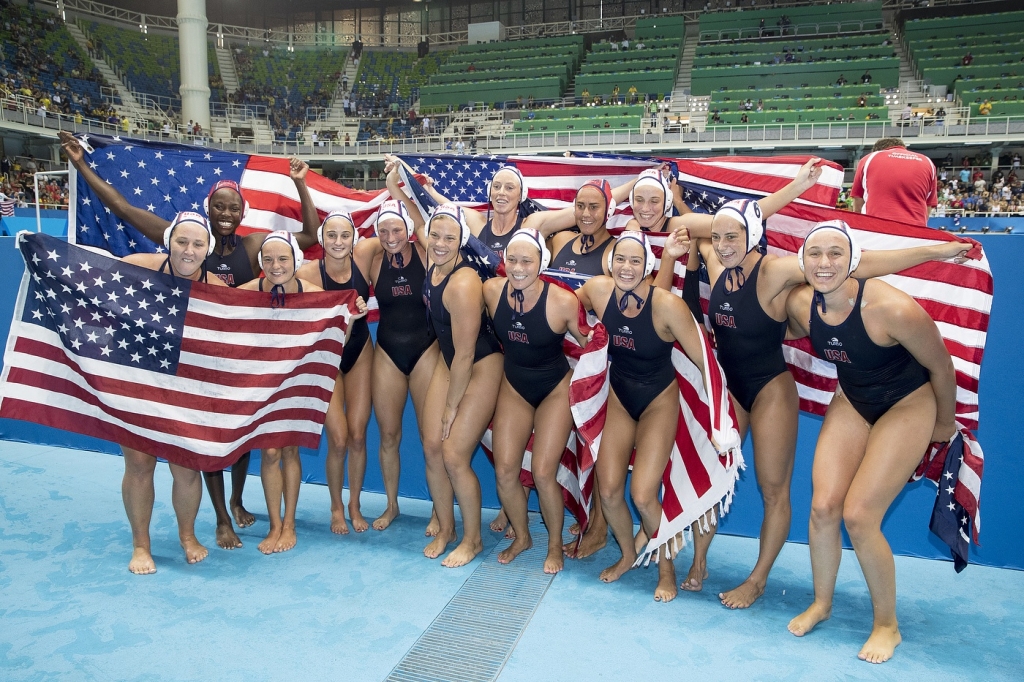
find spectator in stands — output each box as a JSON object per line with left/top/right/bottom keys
{"left": 979, "top": 99, "right": 992, "bottom": 116}
{"left": 621, "top": 37, "right": 629, "bottom": 50}
{"left": 635, "top": 40, "right": 645, "bottom": 50}
{"left": 851, "top": 138, "right": 937, "bottom": 226}
{"left": 962, "top": 52, "right": 973, "bottom": 67}
{"left": 628, "top": 85, "right": 638, "bottom": 104}
{"left": 1013, "top": 152, "right": 1021, "bottom": 169}
{"left": 352, "top": 37, "right": 363, "bottom": 60}
{"left": 756, "top": 99, "right": 764, "bottom": 112}
{"left": 611, "top": 40, "right": 620, "bottom": 52}
{"left": 901, "top": 104, "right": 913, "bottom": 121}
{"left": 861, "top": 71, "right": 872, "bottom": 84}
{"left": 467, "top": 64, "right": 476, "bottom": 73}
{"left": 422, "top": 116, "right": 431, "bottom": 135}
{"left": 612, "top": 85, "right": 620, "bottom": 103}
{"left": 836, "top": 75, "right": 848, "bottom": 86}
{"left": 740, "top": 113, "right": 749, "bottom": 124}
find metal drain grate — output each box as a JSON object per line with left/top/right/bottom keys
{"left": 386, "top": 521, "right": 557, "bottom": 682}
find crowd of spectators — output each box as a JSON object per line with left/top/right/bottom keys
{"left": 0, "top": 155, "right": 69, "bottom": 209}
{"left": 934, "top": 158, "right": 1024, "bottom": 215}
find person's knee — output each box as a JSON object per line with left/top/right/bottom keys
{"left": 599, "top": 479, "right": 624, "bottom": 509}
{"left": 842, "top": 499, "right": 878, "bottom": 541}
{"left": 629, "top": 484, "right": 659, "bottom": 518}
{"left": 346, "top": 428, "right": 367, "bottom": 453}
{"left": 379, "top": 428, "right": 402, "bottom": 452}
{"left": 810, "top": 494, "right": 843, "bottom": 527}
{"left": 760, "top": 480, "right": 792, "bottom": 511}
{"left": 494, "top": 456, "right": 522, "bottom": 488}
{"left": 262, "top": 448, "right": 283, "bottom": 465}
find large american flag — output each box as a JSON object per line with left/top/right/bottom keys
{"left": 0, "top": 232, "right": 358, "bottom": 472}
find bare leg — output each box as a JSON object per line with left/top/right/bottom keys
{"left": 596, "top": 389, "right": 639, "bottom": 584}
{"left": 324, "top": 373, "right": 350, "bottom": 535}
{"left": 169, "top": 463, "right": 208, "bottom": 564}
{"left": 789, "top": 393, "right": 870, "bottom": 637}
{"left": 121, "top": 447, "right": 157, "bottom": 574}
{"left": 846, "top": 387, "right": 935, "bottom": 663}
{"left": 370, "top": 348, "right": 411, "bottom": 531}
{"left": 230, "top": 452, "right": 255, "bottom": 528}
{"left": 258, "top": 447, "right": 285, "bottom": 554}
{"left": 492, "top": 378, "right": 535, "bottom": 566}
{"left": 275, "top": 446, "right": 301, "bottom": 553}
{"left": 721, "top": 375, "right": 799, "bottom": 608}
{"left": 421, "top": 362, "right": 458, "bottom": 559}
{"left": 343, "top": 341, "right": 374, "bottom": 532}
{"left": 530, "top": 375, "right": 575, "bottom": 574}
{"left": 565, "top": 475, "right": 608, "bottom": 558}
{"left": 441, "top": 354, "right": 503, "bottom": 568}
{"left": 202, "top": 469, "right": 242, "bottom": 549}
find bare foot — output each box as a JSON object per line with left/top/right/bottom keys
{"left": 505, "top": 526, "right": 516, "bottom": 540}
{"left": 634, "top": 526, "right": 649, "bottom": 555}
{"left": 128, "top": 547, "right": 156, "bottom": 575}
{"left": 655, "top": 561, "right": 677, "bottom": 603}
{"left": 564, "top": 523, "right": 607, "bottom": 559}
{"left": 274, "top": 525, "right": 297, "bottom": 553}
{"left": 599, "top": 555, "right": 634, "bottom": 583}
{"left": 424, "top": 514, "right": 440, "bottom": 537}
{"left": 544, "top": 546, "right": 564, "bottom": 574}
{"left": 720, "top": 578, "right": 766, "bottom": 609}
{"left": 442, "top": 539, "right": 484, "bottom": 568}
{"left": 679, "top": 560, "right": 708, "bottom": 592}
{"left": 181, "top": 535, "right": 209, "bottom": 564}
{"left": 424, "top": 531, "right": 456, "bottom": 559}
{"left": 497, "top": 534, "right": 533, "bottom": 565}
{"left": 858, "top": 624, "right": 901, "bottom": 664}
{"left": 215, "top": 522, "right": 243, "bottom": 549}
{"left": 258, "top": 526, "right": 282, "bottom": 555}
{"left": 568, "top": 522, "right": 581, "bottom": 536}
{"left": 788, "top": 601, "right": 832, "bottom": 637}
{"left": 489, "top": 509, "right": 509, "bottom": 533}
{"left": 231, "top": 503, "right": 256, "bottom": 528}
{"left": 331, "top": 508, "right": 350, "bottom": 535}
{"left": 349, "top": 504, "right": 369, "bottom": 533}
{"left": 372, "top": 505, "right": 399, "bottom": 531}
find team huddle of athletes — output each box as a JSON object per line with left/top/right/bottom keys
{"left": 58, "top": 131, "right": 970, "bottom": 664}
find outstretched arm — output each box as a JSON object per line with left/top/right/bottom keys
{"left": 290, "top": 158, "right": 320, "bottom": 250}
{"left": 59, "top": 131, "right": 170, "bottom": 242}
{"left": 853, "top": 240, "right": 971, "bottom": 278}
{"left": 757, "top": 157, "right": 823, "bottom": 217}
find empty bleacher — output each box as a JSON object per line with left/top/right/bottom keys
{"left": 699, "top": 1, "right": 885, "bottom": 42}
{"left": 575, "top": 17, "right": 683, "bottom": 101}
{"left": 511, "top": 104, "right": 645, "bottom": 133}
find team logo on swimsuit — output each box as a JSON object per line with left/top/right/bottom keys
{"left": 395, "top": 275, "right": 407, "bottom": 284}
{"left": 618, "top": 325, "right": 632, "bottom": 334}
{"left": 720, "top": 302, "right": 733, "bottom": 312}
{"left": 715, "top": 313, "right": 737, "bottom": 329}
{"left": 613, "top": 335, "right": 636, "bottom": 349}
{"left": 823, "top": 348, "right": 851, "bottom": 363}
{"left": 512, "top": 321, "right": 526, "bottom": 330}
{"left": 828, "top": 337, "right": 842, "bottom": 347}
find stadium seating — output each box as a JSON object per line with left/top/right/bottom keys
{"left": 86, "top": 22, "right": 222, "bottom": 103}
{"left": 0, "top": 5, "right": 108, "bottom": 115}
{"left": 574, "top": 27, "right": 681, "bottom": 99}
{"left": 699, "top": 1, "right": 885, "bottom": 41}
{"left": 634, "top": 16, "right": 686, "bottom": 42}
{"left": 511, "top": 104, "right": 644, "bottom": 133}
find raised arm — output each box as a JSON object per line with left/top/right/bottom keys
{"left": 653, "top": 226, "right": 690, "bottom": 291}
{"left": 757, "top": 157, "right": 824, "bottom": 217}
{"left": 59, "top": 131, "right": 169, "bottom": 242}
{"left": 853, "top": 240, "right": 970, "bottom": 278}
{"left": 290, "top": 158, "right": 320, "bottom": 250}
{"left": 441, "top": 271, "right": 485, "bottom": 440}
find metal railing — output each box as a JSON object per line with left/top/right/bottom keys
{"left": 210, "top": 101, "right": 267, "bottom": 122}
{"left": 699, "top": 19, "right": 886, "bottom": 44}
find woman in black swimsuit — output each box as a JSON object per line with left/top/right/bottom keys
{"left": 118, "top": 212, "right": 227, "bottom": 574}
{"left": 420, "top": 205, "right": 504, "bottom": 568}
{"left": 61, "top": 131, "right": 320, "bottom": 550}
{"left": 483, "top": 228, "right": 589, "bottom": 573}
{"left": 575, "top": 232, "right": 715, "bottom": 602}
{"left": 784, "top": 222, "right": 957, "bottom": 665}
{"left": 657, "top": 160, "right": 968, "bottom": 606}
{"left": 295, "top": 210, "right": 375, "bottom": 535}
{"left": 353, "top": 193, "right": 440, "bottom": 532}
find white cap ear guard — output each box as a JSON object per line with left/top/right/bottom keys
{"left": 607, "top": 231, "right": 657, "bottom": 278}
{"left": 375, "top": 199, "right": 415, "bottom": 238}
{"left": 429, "top": 203, "right": 471, "bottom": 247}
{"left": 318, "top": 211, "right": 357, "bottom": 248}
{"left": 629, "top": 169, "right": 673, "bottom": 218}
{"left": 506, "top": 228, "right": 551, "bottom": 271}
{"left": 715, "top": 199, "right": 765, "bottom": 254}
{"left": 486, "top": 166, "right": 528, "bottom": 205}
{"left": 797, "top": 220, "right": 862, "bottom": 274}
{"left": 260, "top": 230, "right": 304, "bottom": 272}
{"left": 164, "top": 211, "right": 214, "bottom": 257}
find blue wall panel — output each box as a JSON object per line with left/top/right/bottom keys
{"left": 0, "top": 235, "right": 1021, "bottom": 569}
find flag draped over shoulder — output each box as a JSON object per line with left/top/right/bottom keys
{"left": 0, "top": 233, "right": 357, "bottom": 472}
{"left": 69, "top": 134, "right": 392, "bottom": 254}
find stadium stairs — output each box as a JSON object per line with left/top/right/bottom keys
{"left": 214, "top": 46, "right": 239, "bottom": 98}
{"left": 65, "top": 22, "right": 143, "bottom": 117}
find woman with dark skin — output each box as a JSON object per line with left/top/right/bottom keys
{"left": 118, "top": 212, "right": 227, "bottom": 573}
{"left": 785, "top": 223, "right": 957, "bottom": 664}
{"left": 59, "top": 131, "right": 320, "bottom": 550}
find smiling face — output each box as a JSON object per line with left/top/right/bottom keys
{"left": 610, "top": 238, "right": 647, "bottom": 292}
{"left": 376, "top": 217, "right": 408, "bottom": 255}
{"left": 575, "top": 185, "right": 608, "bottom": 235}
{"left": 207, "top": 188, "right": 244, "bottom": 238}
{"left": 802, "top": 230, "right": 852, "bottom": 295}
{"left": 321, "top": 216, "right": 355, "bottom": 261}
{"left": 631, "top": 183, "right": 666, "bottom": 229}
{"left": 426, "top": 215, "right": 462, "bottom": 267}
{"left": 260, "top": 239, "right": 296, "bottom": 285}
{"left": 489, "top": 169, "right": 522, "bottom": 215}
{"left": 503, "top": 239, "right": 542, "bottom": 291}
{"left": 168, "top": 222, "right": 210, "bottom": 278}
{"left": 710, "top": 214, "right": 747, "bottom": 268}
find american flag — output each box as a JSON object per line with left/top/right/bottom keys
{"left": 0, "top": 232, "right": 358, "bottom": 472}
{"left": 0, "top": 198, "right": 15, "bottom": 217}
{"left": 916, "top": 430, "right": 977, "bottom": 572}
{"left": 69, "top": 134, "right": 392, "bottom": 256}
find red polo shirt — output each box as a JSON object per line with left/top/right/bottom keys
{"left": 852, "top": 147, "right": 937, "bottom": 225}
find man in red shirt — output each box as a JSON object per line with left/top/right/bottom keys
{"left": 851, "top": 138, "right": 937, "bottom": 225}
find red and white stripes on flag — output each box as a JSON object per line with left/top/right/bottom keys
{"left": 0, "top": 198, "right": 15, "bottom": 217}
{"left": 568, "top": 305, "right": 744, "bottom": 566}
